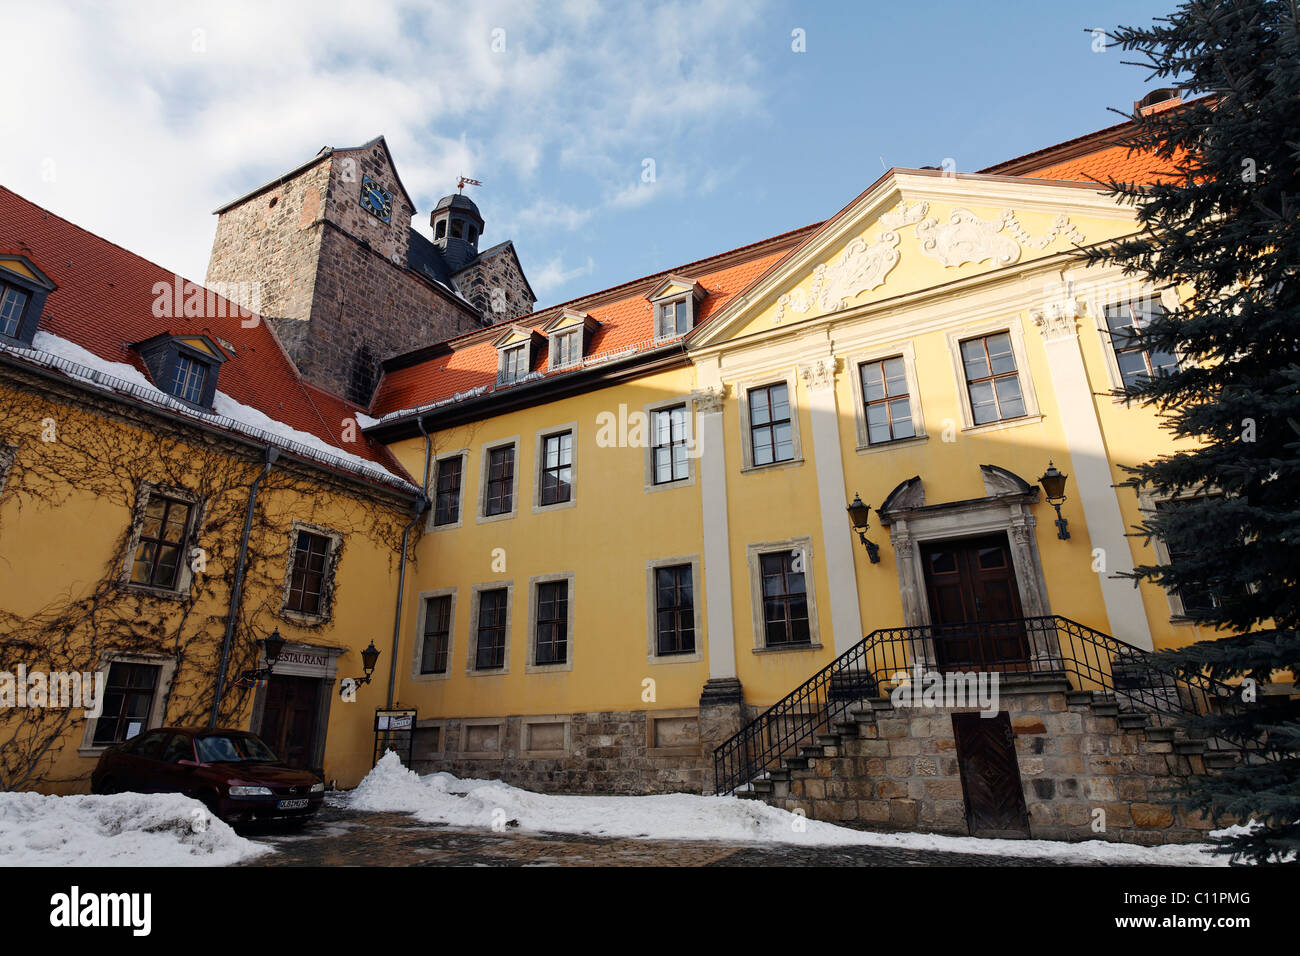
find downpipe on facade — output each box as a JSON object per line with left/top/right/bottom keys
{"left": 385, "top": 415, "right": 433, "bottom": 709}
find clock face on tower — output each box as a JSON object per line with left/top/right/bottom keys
{"left": 359, "top": 176, "right": 393, "bottom": 224}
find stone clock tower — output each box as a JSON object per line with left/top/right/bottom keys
{"left": 206, "top": 136, "right": 535, "bottom": 404}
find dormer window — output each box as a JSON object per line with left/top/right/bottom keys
{"left": 133, "top": 333, "right": 229, "bottom": 410}
{"left": 647, "top": 275, "right": 705, "bottom": 343}
{"left": 171, "top": 354, "right": 208, "bottom": 405}
{"left": 499, "top": 343, "right": 528, "bottom": 384}
{"left": 657, "top": 299, "right": 689, "bottom": 338}
{"left": 542, "top": 309, "right": 599, "bottom": 371}
{"left": 0, "top": 255, "right": 56, "bottom": 348}
{"left": 0, "top": 285, "right": 29, "bottom": 338}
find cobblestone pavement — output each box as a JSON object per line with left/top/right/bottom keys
{"left": 239, "top": 805, "right": 1115, "bottom": 866}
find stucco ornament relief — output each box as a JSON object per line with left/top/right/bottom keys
{"left": 774, "top": 230, "right": 905, "bottom": 322}
{"left": 1030, "top": 280, "right": 1084, "bottom": 342}
{"left": 690, "top": 384, "right": 727, "bottom": 414}
{"left": 915, "top": 207, "right": 1022, "bottom": 267}
{"left": 799, "top": 356, "right": 838, "bottom": 392}
{"left": 999, "top": 211, "right": 1087, "bottom": 250}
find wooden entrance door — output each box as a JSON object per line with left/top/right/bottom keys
{"left": 260, "top": 675, "right": 321, "bottom": 769}
{"left": 952, "top": 712, "right": 1031, "bottom": 837}
{"left": 921, "top": 534, "right": 1029, "bottom": 670}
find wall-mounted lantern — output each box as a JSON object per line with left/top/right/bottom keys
{"left": 1038, "top": 461, "right": 1071, "bottom": 540}
{"left": 340, "top": 640, "right": 382, "bottom": 697}
{"left": 233, "top": 628, "right": 286, "bottom": 688}
{"left": 846, "top": 493, "right": 881, "bottom": 564}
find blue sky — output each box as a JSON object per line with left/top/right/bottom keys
{"left": 0, "top": 0, "right": 1174, "bottom": 308}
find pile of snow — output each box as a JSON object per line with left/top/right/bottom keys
{"left": 347, "top": 752, "right": 1227, "bottom": 865}
{"left": 5, "top": 332, "right": 409, "bottom": 487}
{"left": 0, "top": 791, "right": 270, "bottom": 866}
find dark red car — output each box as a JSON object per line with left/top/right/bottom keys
{"left": 91, "top": 727, "right": 324, "bottom": 825}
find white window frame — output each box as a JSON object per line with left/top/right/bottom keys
{"left": 497, "top": 342, "right": 529, "bottom": 384}
{"left": 466, "top": 581, "right": 514, "bottom": 675}
{"left": 477, "top": 436, "right": 520, "bottom": 523}
{"left": 526, "top": 572, "right": 575, "bottom": 674}
{"left": 548, "top": 328, "right": 582, "bottom": 369}
{"left": 653, "top": 296, "right": 694, "bottom": 341}
{"left": 745, "top": 536, "right": 821, "bottom": 653}
{"left": 736, "top": 370, "right": 805, "bottom": 473}
{"left": 643, "top": 398, "right": 697, "bottom": 492}
{"left": 1089, "top": 288, "right": 1184, "bottom": 397}
{"left": 532, "top": 423, "right": 577, "bottom": 514}
{"left": 411, "top": 587, "right": 457, "bottom": 682}
{"left": 847, "top": 341, "right": 927, "bottom": 453}
{"left": 945, "top": 318, "right": 1041, "bottom": 433}
{"left": 645, "top": 554, "right": 704, "bottom": 664}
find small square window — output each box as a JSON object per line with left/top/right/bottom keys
{"left": 170, "top": 354, "right": 208, "bottom": 405}
{"left": 499, "top": 344, "right": 528, "bottom": 384}
{"left": 552, "top": 330, "right": 580, "bottom": 368}
{"left": 657, "top": 299, "right": 690, "bottom": 339}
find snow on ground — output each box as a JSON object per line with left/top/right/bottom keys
{"left": 347, "top": 752, "right": 1228, "bottom": 866}
{"left": 0, "top": 791, "right": 271, "bottom": 866}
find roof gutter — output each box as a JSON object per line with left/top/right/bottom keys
{"left": 209, "top": 444, "right": 279, "bottom": 729}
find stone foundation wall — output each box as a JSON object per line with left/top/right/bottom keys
{"left": 409, "top": 708, "right": 707, "bottom": 794}
{"left": 773, "top": 679, "right": 1226, "bottom": 846}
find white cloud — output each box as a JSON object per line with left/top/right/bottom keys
{"left": 531, "top": 255, "right": 597, "bottom": 298}
{"left": 0, "top": 0, "right": 772, "bottom": 289}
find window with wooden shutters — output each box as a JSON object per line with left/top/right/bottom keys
{"left": 420, "top": 595, "right": 452, "bottom": 674}
{"left": 286, "top": 531, "right": 332, "bottom": 615}
{"left": 484, "top": 445, "right": 515, "bottom": 516}
{"left": 433, "top": 455, "right": 463, "bottom": 526}
{"left": 655, "top": 564, "right": 695, "bottom": 655}
{"left": 534, "top": 581, "right": 568, "bottom": 665}
{"left": 475, "top": 588, "right": 509, "bottom": 669}
{"left": 759, "top": 550, "right": 810, "bottom": 647}
{"left": 129, "top": 494, "right": 194, "bottom": 590}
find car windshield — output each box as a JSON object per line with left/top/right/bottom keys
{"left": 195, "top": 733, "right": 279, "bottom": 763}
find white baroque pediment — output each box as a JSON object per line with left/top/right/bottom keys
{"left": 774, "top": 230, "right": 902, "bottom": 322}
{"left": 915, "top": 207, "right": 1021, "bottom": 268}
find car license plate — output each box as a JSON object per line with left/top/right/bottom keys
{"left": 277, "top": 798, "right": 309, "bottom": 810}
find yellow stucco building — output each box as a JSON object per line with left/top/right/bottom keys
{"left": 0, "top": 97, "right": 1282, "bottom": 841}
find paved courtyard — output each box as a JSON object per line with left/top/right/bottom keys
{"left": 240, "top": 805, "right": 1120, "bottom": 867}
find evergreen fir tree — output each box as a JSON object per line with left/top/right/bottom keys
{"left": 1084, "top": 0, "right": 1300, "bottom": 864}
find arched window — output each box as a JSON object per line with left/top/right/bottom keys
{"left": 467, "top": 225, "right": 477, "bottom": 244}
{"left": 435, "top": 219, "right": 446, "bottom": 240}
{"left": 450, "top": 219, "right": 464, "bottom": 240}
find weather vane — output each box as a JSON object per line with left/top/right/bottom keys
{"left": 456, "top": 176, "right": 483, "bottom": 194}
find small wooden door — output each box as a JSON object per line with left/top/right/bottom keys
{"left": 921, "top": 534, "right": 1029, "bottom": 670}
{"left": 952, "top": 712, "right": 1031, "bottom": 838}
{"left": 260, "top": 675, "right": 321, "bottom": 769}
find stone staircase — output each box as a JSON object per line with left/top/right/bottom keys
{"left": 735, "top": 674, "right": 1234, "bottom": 846}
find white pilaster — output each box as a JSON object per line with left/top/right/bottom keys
{"left": 1032, "top": 292, "right": 1153, "bottom": 650}
{"left": 799, "top": 356, "right": 863, "bottom": 655}
{"left": 692, "top": 386, "right": 738, "bottom": 679}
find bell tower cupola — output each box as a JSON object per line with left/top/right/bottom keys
{"left": 431, "top": 192, "right": 485, "bottom": 272}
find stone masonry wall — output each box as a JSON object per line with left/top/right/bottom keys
{"left": 771, "top": 678, "right": 1227, "bottom": 846}
{"left": 410, "top": 708, "right": 706, "bottom": 794}
{"left": 452, "top": 245, "right": 535, "bottom": 323}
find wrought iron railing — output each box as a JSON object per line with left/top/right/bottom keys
{"left": 713, "top": 615, "right": 1252, "bottom": 795}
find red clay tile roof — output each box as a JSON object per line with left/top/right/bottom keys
{"left": 0, "top": 185, "right": 413, "bottom": 489}
{"left": 369, "top": 225, "right": 819, "bottom": 417}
